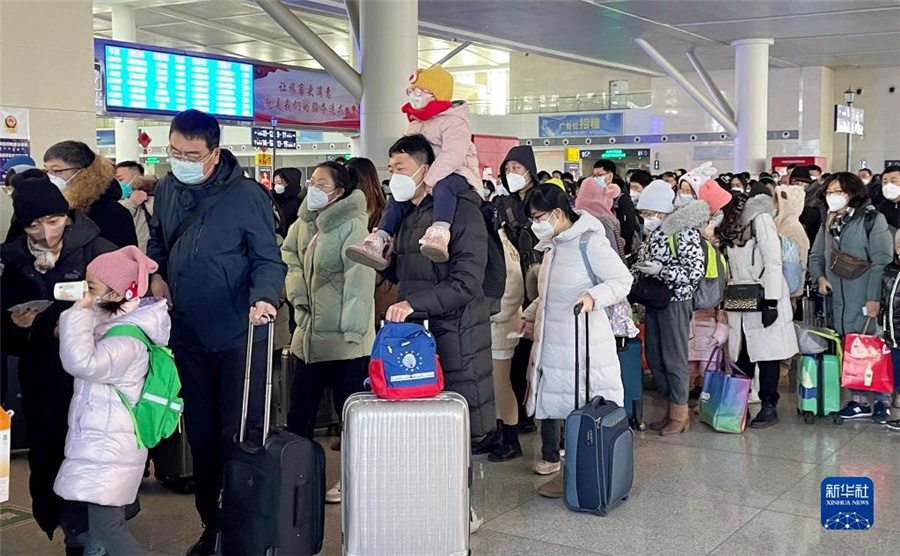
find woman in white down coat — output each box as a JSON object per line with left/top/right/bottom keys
{"left": 55, "top": 246, "right": 170, "bottom": 555}
{"left": 719, "top": 192, "right": 798, "bottom": 429}
{"left": 522, "top": 185, "right": 633, "bottom": 498}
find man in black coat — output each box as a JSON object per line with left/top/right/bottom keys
{"left": 593, "top": 159, "right": 638, "bottom": 259}
{"left": 380, "top": 135, "right": 495, "bottom": 439}
{"left": 0, "top": 170, "right": 116, "bottom": 548}
{"left": 147, "top": 110, "right": 286, "bottom": 555}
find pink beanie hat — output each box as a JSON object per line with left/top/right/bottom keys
{"left": 87, "top": 246, "right": 159, "bottom": 301}
{"left": 698, "top": 179, "right": 733, "bottom": 214}
{"left": 575, "top": 177, "right": 621, "bottom": 220}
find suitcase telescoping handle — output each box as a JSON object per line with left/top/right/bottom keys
{"left": 573, "top": 304, "right": 592, "bottom": 410}
{"left": 239, "top": 315, "right": 276, "bottom": 445}
{"left": 379, "top": 311, "right": 429, "bottom": 330}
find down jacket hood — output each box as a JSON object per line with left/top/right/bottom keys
{"left": 63, "top": 154, "right": 115, "bottom": 212}
{"left": 741, "top": 194, "right": 775, "bottom": 225}
{"left": 499, "top": 146, "right": 538, "bottom": 191}
{"left": 93, "top": 297, "right": 172, "bottom": 345}
{"left": 299, "top": 187, "right": 367, "bottom": 232}
{"left": 774, "top": 185, "right": 805, "bottom": 225}
{"left": 661, "top": 199, "right": 710, "bottom": 235}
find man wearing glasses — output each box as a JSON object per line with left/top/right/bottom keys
{"left": 147, "top": 109, "right": 286, "bottom": 556}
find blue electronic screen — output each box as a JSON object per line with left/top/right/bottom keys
{"left": 104, "top": 44, "right": 253, "bottom": 119}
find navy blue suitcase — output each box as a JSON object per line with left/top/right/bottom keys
{"left": 564, "top": 306, "right": 634, "bottom": 516}
{"left": 616, "top": 337, "right": 645, "bottom": 430}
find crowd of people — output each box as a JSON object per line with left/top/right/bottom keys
{"left": 2, "top": 64, "right": 900, "bottom": 555}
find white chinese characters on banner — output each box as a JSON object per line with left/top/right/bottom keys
{"left": 1, "top": 107, "right": 30, "bottom": 140}
{"left": 254, "top": 64, "right": 359, "bottom": 130}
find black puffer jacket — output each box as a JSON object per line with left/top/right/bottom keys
{"left": 880, "top": 259, "right": 900, "bottom": 347}
{"left": 382, "top": 190, "right": 495, "bottom": 436}
{"left": 0, "top": 212, "right": 115, "bottom": 539}
{"left": 274, "top": 167, "right": 305, "bottom": 232}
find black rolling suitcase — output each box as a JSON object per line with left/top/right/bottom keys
{"left": 152, "top": 424, "right": 194, "bottom": 494}
{"left": 216, "top": 319, "right": 326, "bottom": 556}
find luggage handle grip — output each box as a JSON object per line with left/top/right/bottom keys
{"left": 239, "top": 315, "right": 276, "bottom": 445}
{"left": 574, "top": 307, "right": 591, "bottom": 410}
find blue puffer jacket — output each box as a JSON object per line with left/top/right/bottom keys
{"left": 148, "top": 150, "right": 286, "bottom": 352}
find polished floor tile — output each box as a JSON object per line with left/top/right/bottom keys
{"left": 709, "top": 510, "right": 900, "bottom": 556}
{"left": 471, "top": 529, "right": 611, "bottom": 556}
{"left": 767, "top": 463, "right": 900, "bottom": 532}
{"left": 484, "top": 489, "right": 760, "bottom": 556}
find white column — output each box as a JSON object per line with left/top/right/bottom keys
{"left": 732, "top": 38, "right": 773, "bottom": 173}
{"left": 358, "top": 0, "right": 418, "bottom": 168}
{"left": 112, "top": 5, "right": 141, "bottom": 163}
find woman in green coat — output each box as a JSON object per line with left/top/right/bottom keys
{"left": 282, "top": 161, "right": 375, "bottom": 443}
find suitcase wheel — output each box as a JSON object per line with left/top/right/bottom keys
{"left": 598, "top": 508, "right": 608, "bottom": 517}
{"left": 802, "top": 413, "right": 815, "bottom": 425}
{"left": 833, "top": 415, "right": 844, "bottom": 425}
{"left": 622, "top": 495, "right": 629, "bottom": 501}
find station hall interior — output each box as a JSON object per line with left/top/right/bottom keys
{"left": 2, "top": 0, "right": 900, "bottom": 555}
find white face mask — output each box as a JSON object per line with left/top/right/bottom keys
{"left": 389, "top": 166, "right": 425, "bottom": 202}
{"left": 630, "top": 190, "right": 642, "bottom": 203}
{"left": 274, "top": 182, "right": 286, "bottom": 194}
{"left": 826, "top": 193, "right": 848, "bottom": 213}
{"left": 861, "top": 178, "right": 871, "bottom": 186}
{"left": 643, "top": 216, "right": 662, "bottom": 234}
{"left": 408, "top": 94, "right": 431, "bottom": 110}
{"left": 506, "top": 172, "right": 527, "bottom": 193}
{"left": 48, "top": 169, "right": 80, "bottom": 192}
{"left": 883, "top": 183, "right": 900, "bottom": 201}
{"left": 306, "top": 185, "right": 334, "bottom": 211}
{"left": 531, "top": 212, "right": 557, "bottom": 240}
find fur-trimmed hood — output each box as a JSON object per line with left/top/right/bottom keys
{"left": 661, "top": 199, "right": 710, "bottom": 235}
{"left": 63, "top": 153, "right": 114, "bottom": 211}
{"left": 741, "top": 194, "right": 775, "bottom": 225}
{"left": 299, "top": 188, "right": 367, "bottom": 233}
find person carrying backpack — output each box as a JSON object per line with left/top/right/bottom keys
{"left": 55, "top": 246, "right": 172, "bottom": 556}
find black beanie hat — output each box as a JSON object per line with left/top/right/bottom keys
{"left": 11, "top": 169, "right": 70, "bottom": 226}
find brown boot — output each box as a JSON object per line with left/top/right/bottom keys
{"left": 660, "top": 403, "right": 690, "bottom": 436}
{"left": 537, "top": 471, "right": 565, "bottom": 499}
{"left": 649, "top": 401, "right": 670, "bottom": 431}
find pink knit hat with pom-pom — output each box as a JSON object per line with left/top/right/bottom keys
{"left": 87, "top": 246, "right": 159, "bottom": 301}
{"left": 575, "top": 177, "right": 621, "bottom": 220}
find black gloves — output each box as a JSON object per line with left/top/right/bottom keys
{"left": 761, "top": 299, "right": 778, "bottom": 327}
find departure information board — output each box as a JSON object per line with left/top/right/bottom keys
{"left": 103, "top": 44, "right": 253, "bottom": 119}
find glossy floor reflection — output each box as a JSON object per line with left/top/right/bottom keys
{"left": 2, "top": 388, "right": 898, "bottom": 555}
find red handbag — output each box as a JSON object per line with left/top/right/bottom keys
{"left": 841, "top": 319, "right": 895, "bottom": 393}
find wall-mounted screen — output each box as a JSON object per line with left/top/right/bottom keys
{"left": 103, "top": 42, "right": 253, "bottom": 120}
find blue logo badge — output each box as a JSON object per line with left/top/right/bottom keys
{"left": 821, "top": 477, "right": 874, "bottom": 530}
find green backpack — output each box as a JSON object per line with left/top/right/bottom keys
{"left": 104, "top": 324, "right": 183, "bottom": 449}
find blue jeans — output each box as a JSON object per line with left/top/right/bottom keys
{"left": 378, "top": 174, "right": 470, "bottom": 235}
{"left": 893, "top": 348, "right": 900, "bottom": 395}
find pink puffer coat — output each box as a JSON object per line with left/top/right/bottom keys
{"left": 407, "top": 101, "right": 481, "bottom": 189}
{"left": 688, "top": 308, "right": 729, "bottom": 363}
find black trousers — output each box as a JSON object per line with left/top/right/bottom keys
{"left": 510, "top": 339, "right": 533, "bottom": 423}
{"left": 287, "top": 356, "right": 368, "bottom": 439}
{"left": 735, "top": 331, "right": 781, "bottom": 406}
{"left": 174, "top": 337, "right": 268, "bottom": 528}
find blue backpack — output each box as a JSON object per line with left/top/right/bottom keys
{"left": 780, "top": 236, "right": 804, "bottom": 295}
{"left": 368, "top": 320, "right": 444, "bottom": 399}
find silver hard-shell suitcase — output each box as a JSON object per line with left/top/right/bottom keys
{"left": 341, "top": 392, "right": 470, "bottom": 556}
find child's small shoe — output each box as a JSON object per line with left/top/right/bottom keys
{"left": 345, "top": 232, "right": 391, "bottom": 271}
{"left": 419, "top": 225, "right": 450, "bottom": 263}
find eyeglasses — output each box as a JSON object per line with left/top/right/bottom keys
{"left": 309, "top": 180, "right": 336, "bottom": 190}
{"left": 44, "top": 167, "right": 80, "bottom": 177}
{"left": 166, "top": 145, "right": 214, "bottom": 164}
{"left": 406, "top": 87, "right": 433, "bottom": 98}
{"left": 529, "top": 211, "right": 550, "bottom": 224}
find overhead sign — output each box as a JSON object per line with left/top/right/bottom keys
{"left": 252, "top": 128, "right": 298, "bottom": 149}
{"left": 99, "top": 40, "right": 253, "bottom": 120}
{"left": 538, "top": 113, "right": 623, "bottom": 137}
{"left": 254, "top": 64, "right": 359, "bottom": 129}
{"left": 565, "top": 147, "right": 580, "bottom": 162}
{"left": 581, "top": 148, "right": 650, "bottom": 160}
{"left": 255, "top": 153, "right": 273, "bottom": 166}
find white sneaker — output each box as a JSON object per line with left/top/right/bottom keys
{"left": 325, "top": 481, "right": 341, "bottom": 504}
{"left": 532, "top": 459, "right": 561, "bottom": 476}
{"left": 470, "top": 508, "right": 483, "bottom": 534}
